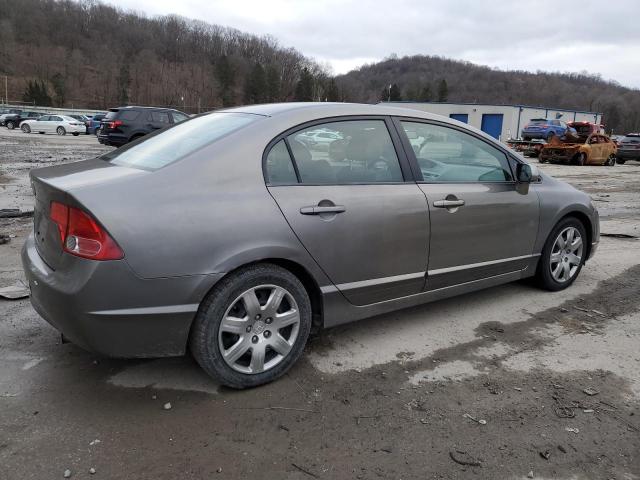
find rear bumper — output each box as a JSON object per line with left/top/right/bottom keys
{"left": 21, "top": 232, "right": 223, "bottom": 357}
{"left": 97, "top": 133, "right": 127, "bottom": 147}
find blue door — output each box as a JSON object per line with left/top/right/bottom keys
{"left": 449, "top": 113, "right": 468, "bottom": 123}
{"left": 481, "top": 114, "right": 504, "bottom": 139}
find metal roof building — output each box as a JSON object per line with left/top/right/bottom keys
{"left": 381, "top": 102, "right": 603, "bottom": 141}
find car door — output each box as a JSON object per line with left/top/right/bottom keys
{"left": 265, "top": 118, "right": 430, "bottom": 306}
{"left": 395, "top": 119, "right": 539, "bottom": 290}
{"left": 147, "top": 110, "right": 171, "bottom": 131}
{"left": 586, "top": 135, "right": 602, "bottom": 164}
{"left": 34, "top": 115, "right": 48, "bottom": 132}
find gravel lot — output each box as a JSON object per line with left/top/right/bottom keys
{"left": 1, "top": 127, "right": 639, "bottom": 479}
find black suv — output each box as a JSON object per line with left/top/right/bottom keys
{"left": 3, "top": 111, "right": 42, "bottom": 129}
{"left": 616, "top": 133, "right": 640, "bottom": 164}
{"left": 97, "top": 106, "right": 189, "bottom": 147}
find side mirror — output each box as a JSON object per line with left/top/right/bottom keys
{"left": 516, "top": 162, "right": 539, "bottom": 183}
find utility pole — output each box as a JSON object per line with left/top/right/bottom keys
{"left": 388, "top": 84, "right": 391, "bottom": 102}
{"left": 4, "top": 75, "right": 7, "bottom": 106}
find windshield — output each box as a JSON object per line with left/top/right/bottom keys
{"left": 528, "top": 119, "right": 547, "bottom": 125}
{"left": 101, "top": 113, "right": 260, "bottom": 170}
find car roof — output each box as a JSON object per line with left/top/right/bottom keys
{"left": 219, "top": 102, "right": 449, "bottom": 121}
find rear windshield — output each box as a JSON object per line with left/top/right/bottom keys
{"left": 101, "top": 112, "right": 259, "bottom": 170}
{"left": 528, "top": 119, "right": 547, "bottom": 125}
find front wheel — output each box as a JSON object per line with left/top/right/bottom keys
{"left": 56, "top": 126, "right": 66, "bottom": 136}
{"left": 6, "top": 120, "right": 15, "bottom": 130}
{"left": 616, "top": 158, "right": 626, "bottom": 165}
{"left": 190, "top": 263, "right": 312, "bottom": 389}
{"left": 21, "top": 124, "right": 31, "bottom": 133}
{"left": 546, "top": 132, "right": 555, "bottom": 141}
{"left": 72, "top": 132, "right": 79, "bottom": 136}
{"left": 536, "top": 217, "right": 587, "bottom": 291}
{"left": 574, "top": 153, "right": 586, "bottom": 166}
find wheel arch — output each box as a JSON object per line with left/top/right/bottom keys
{"left": 557, "top": 211, "right": 593, "bottom": 261}
{"left": 192, "top": 258, "right": 325, "bottom": 336}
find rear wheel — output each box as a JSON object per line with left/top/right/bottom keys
{"left": 605, "top": 154, "right": 616, "bottom": 166}
{"left": 21, "top": 124, "right": 31, "bottom": 133}
{"left": 574, "top": 153, "right": 586, "bottom": 166}
{"left": 6, "top": 120, "right": 15, "bottom": 130}
{"left": 72, "top": 132, "right": 79, "bottom": 136}
{"left": 536, "top": 217, "right": 586, "bottom": 291}
{"left": 546, "top": 132, "right": 555, "bottom": 141}
{"left": 56, "top": 126, "right": 66, "bottom": 136}
{"left": 190, "top": 263, "right": 312, "bottom": 389}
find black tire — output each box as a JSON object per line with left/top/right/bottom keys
{"left": 128, "top": 133, "right": 144, "bottom": 143}
{"left": 574, "top": 153, "right": 586, "bottom": 166}
{"left": 605, "top": 154, "right": 616, "bottom": 167}
{"left": 56, "top": 126, "right": 66, "bottom": 136}
{"left": 190, "top": 263, "right": 312, "bottom": 389}
{"left": 539, "top": 157, "right": 547, "bottom": 164}
{"left": 546, "top": 132, "right": 555, "bottom": 141}
{"left": 616, "top": 158, "right": 626, "bottom": 165}
{"left": 21, "top": 124, "right": 31, "bottom": 133}
{"left": 535, "top": 217, "right": 587, "bottom": 292}
{"left": 72, "top": 132, "right": 79, "bottom": 136}
{"left": 6, "top": 120, "right": 15, "bottom": 130}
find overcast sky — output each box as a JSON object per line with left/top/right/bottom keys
{"left": 108, "top": 0, "right": 640, "bottom": 89}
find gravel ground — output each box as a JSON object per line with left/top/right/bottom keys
{"left": 1, "top": 127, "right": 639, "bottom": 479}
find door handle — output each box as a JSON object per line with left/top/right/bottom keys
{"left": 300, "top": 205, "right": 346, "bottom": 215}
{"left": 433, "top": 199, "right": 465, "bottom": 208}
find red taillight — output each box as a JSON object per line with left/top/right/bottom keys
{"left": 49, "top": 201, "right": 124, "bottom": 260}
{"left": 106, "top": 119, "right": 123, "bottom": 129}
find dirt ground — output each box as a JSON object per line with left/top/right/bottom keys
{"left": 1, "top": 127, "right": 639, "bottom": 480}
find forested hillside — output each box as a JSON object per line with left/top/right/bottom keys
{"left": 336, "top": 55, "right": 640, "bottom": 133}
{"left": 1, "top": 0, "right": 639, "bottom": 132}
{"left": 0, "top": 0, "right": 336, "bottom": 111}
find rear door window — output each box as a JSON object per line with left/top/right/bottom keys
{"left": 265, "top": 140, "right": 298, "bottom": 185}
{"left": 150, "top": 111, "right": 170, "bottom": 124}
{"left": 286, "top": 120, "right": 403, "bottom": 184}
{"left": 119, "top": 111, "right": 140, "bottom": 121}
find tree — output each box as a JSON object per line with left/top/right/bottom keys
{"left": 50, "top": 73, "right": 66, "bottom": 107}
{"left": 244, "top": 63, "right": 266, "bottom": 104}
{"left": 437, "top": 79, "right": 448, "bottom": 102}
{"left": 117, "top": 64, "right": 130, "bottom": 105}
{"left": 324, "top": 78, "right": 340, "bottom": 101}
{"left": 294, "top": 67, "right": 314, "bottom": 101}
{"left": 216, "top": 55, "right": 235, "bottom": 106}
{"left": 22, "top": 80, "right": 51, "bottom": 106}
{"left": 380, "top": 83, "right": 402, "bottom": 101}
{"left": 418, "top": 85, "right": 432, "bottom": 102}
{"left": 265, "top": 65, "right": 280, "bottom": 102}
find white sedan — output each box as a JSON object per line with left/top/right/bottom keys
{"left": 20, "top": 115, "right": 86, "bottom": 136}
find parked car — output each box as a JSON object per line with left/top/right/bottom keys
{"left": 0, "top": 108, "right": 22, "bottom": 119}
{"left": 297, "top": 129, "right": 343, "bottom": 149}
{"left": 567, "top": 121, "right": 603, "bottom": 137}
{"left": 22, "top": 103, "right": 599, "bottom": 388}
{"left": 521, "top": 118, "right": 569, "bottom": 141}
{"left": 68, "top": 114, "right": 91, "bottom": 134}
{"left": 97, "top": 106, "right": 189, "bottom": 147}
{"left": 3, "top": 111, "right": 42, "bottom": 129}
{"left": 539, "top": 133, "right": 617, "bottom": 166}
{"left": 88, "top": 113, "right": 106, "bottom": 135}
{"left": 20, "top": 115, "right": 86, "bottom": 136}
{"left": 615, "top": 133, "right": 640, "bottom": 164}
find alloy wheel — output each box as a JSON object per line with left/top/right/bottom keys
{"left": 218, "top": 284, "right": 300, "bottom": 374}
{"left": 549, "top": 227, "right": 583, "bottom": 283}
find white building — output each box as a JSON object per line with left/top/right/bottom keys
{"left": 381, "top": 102, "right": 603, "bottom": 141}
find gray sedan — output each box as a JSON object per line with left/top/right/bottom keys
{"left": 22, "top": 103, "right": 599, "bottom": 388}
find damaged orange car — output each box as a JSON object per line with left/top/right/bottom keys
{"left": 539, "top": 133, "right": 617, "bottom": 166}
